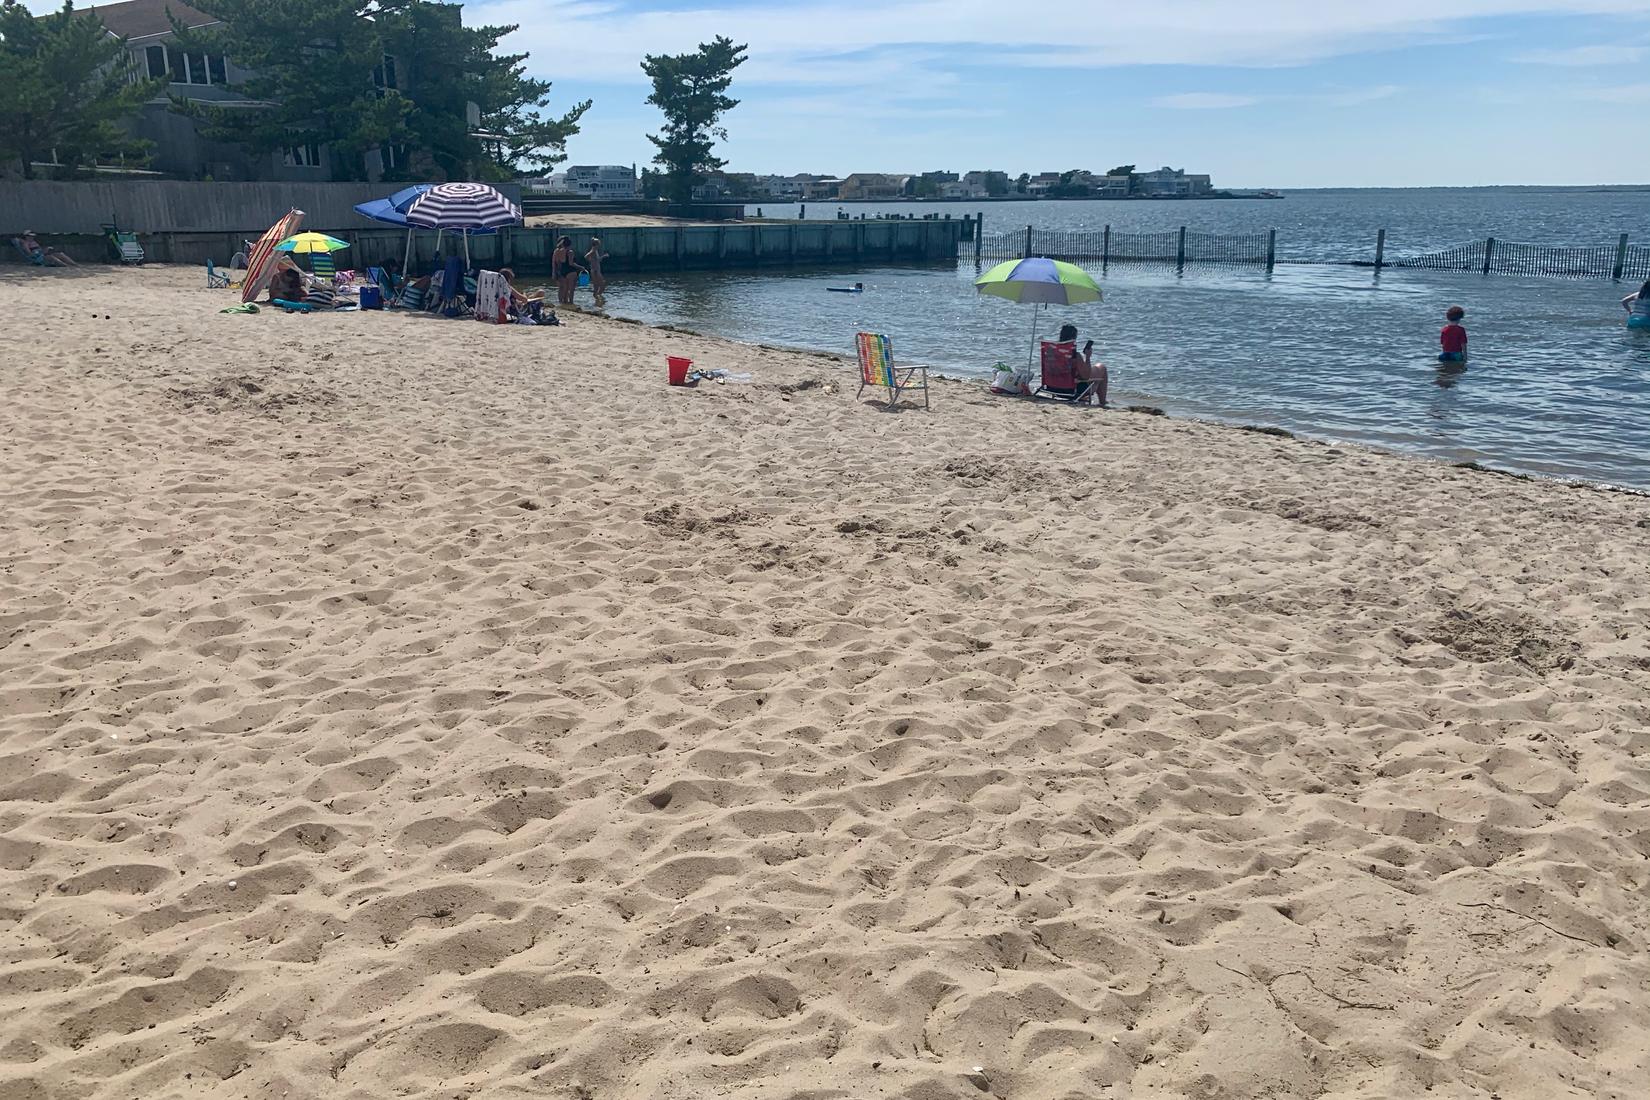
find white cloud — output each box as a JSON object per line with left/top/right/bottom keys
{"left": 1513, "top": 44, "right": 1648, "bottom": 64}
{"left": 1581, "top": 82, "right": 1650, "bottom": 101}
{"left": 1322, "top": 84, "right": 1402, "bottom": 106}
{"left": 1153, "top": 93, "right": 1262, "bottom": 109}
{"left": 466, "top": 0, "right": 1650, "bottom": 86}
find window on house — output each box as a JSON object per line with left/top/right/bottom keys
{"left": 146, "top": 45, "right": 167, "bottom": 80}
{"left": 167, "top": 46, "right": 187, "bottom": 82}
{"left": 373, "top": 55, "right": 399, "bottom": 94}
{"left": 209, "top": 55, "right": 227, "bottom": 84}
{"left": 283, "top": 144, "right": 323, "bottom": 168}
{"left": 379, "top": 143, "right": 407, "bottom": 171}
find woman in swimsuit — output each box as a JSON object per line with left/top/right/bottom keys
{"left": 552, "top": 236, "right": 585, "bottom": 305}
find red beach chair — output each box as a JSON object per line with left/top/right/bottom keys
{"left": 1038, "top": 341, "right": 1100, "bottom": 405}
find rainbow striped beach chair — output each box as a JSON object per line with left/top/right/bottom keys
{"left": 855, "top": 332, "right": 928, "bottom": 410}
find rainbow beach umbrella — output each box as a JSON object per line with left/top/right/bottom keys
{"left": 275, "top": 231, "right": 350, "bottom": 254}
{"left": 975, "top": 257, "right": 1102, "bottom": 366}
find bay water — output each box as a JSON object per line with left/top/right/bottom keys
{"left": 596, "top": 189, "right": 1650, "bottom": 489}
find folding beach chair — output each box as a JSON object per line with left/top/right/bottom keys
{"left": 434, "top": 255, "right": 470, "bottom": 317}
{"left": 855, "top": 332, "right": 928, "bottom": 409}
{"left": 11, "top": 238, "right": 47, "bottom": 266}
{"left": 206, "top": 259, "right": 230, "bottom": 288}
{"left": 308, "top": 251, "right": 337, "bottom": 283}
{"left": 1036, "top": 341, "right": 1101, "bottom": 405}
{"left": 368, "top": 266, "right": 394, "bottom": 295}
{"left": 397, "top": 281, "right": 427, "bottom": 311}
{"left": 101, "top": 223, "right": 144, "bottom": 264}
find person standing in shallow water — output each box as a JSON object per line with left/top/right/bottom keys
{"left": 1439, "top": 305, "right": 1468, "bottom": 362}
{"left": 551, "top": 236, "right": 584, "bottom": 306}
{"left": 584, "top": 237, "right": 608, "bottom": 300}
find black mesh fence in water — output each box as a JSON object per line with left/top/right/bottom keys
{"left": 965, "top": 228, "right": 1646, "bottom": 281}
{"left": 1386, "top": 239, "right": 1630, "bottom": 279}
{"left": 971, "top": 227, "right": 1272, "bottom": 269}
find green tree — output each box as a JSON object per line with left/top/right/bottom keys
{"left": 1105, "top": 164, "right": 1137, "bottom": 194}
{"left": 641, "top": 35, "right": 747, "bottom": 205}
{"left": 1014, "top": 172, "right": 1029, "bottom": 194}
{"left": 0, "top": 0, "right": 163, "bottom": 179}
{"left": 981, "top": 170, "right": 1008, "bottom": 196}
{"left": 181, "top": 0, "right": 587, "bottom": 180}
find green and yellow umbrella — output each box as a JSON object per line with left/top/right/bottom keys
{"left": 275, "top": 232, "right": 350, "bottom": 254}
{"left": 975, "top": 257, "right": 1103, "bottom": 366}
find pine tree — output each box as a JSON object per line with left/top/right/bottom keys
{"left": 0, "top": 0, "right": 164, "bottom": 179}
{"left": 180, "top": 0, "right": 588, "bottom": 180}
{"left": 641, "top": 35, "right": 747, "bottom": 206}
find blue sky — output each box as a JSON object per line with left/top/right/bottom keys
{"left": 43, "top": 0, "right": 1650, "bottom": 186}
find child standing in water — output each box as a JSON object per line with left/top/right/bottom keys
{"left": 1439, "top": 305, "right": 1468, "bottom": 362}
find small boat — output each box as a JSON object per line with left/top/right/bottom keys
{"left": 828, "top": 283, "right": 864, "bottom": 293}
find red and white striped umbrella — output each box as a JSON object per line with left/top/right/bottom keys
{"left": 405, "top": 183, "right": 521, "bottom": 230}
{"left": 241, "top": 208, "right": 306, "bottom": 303}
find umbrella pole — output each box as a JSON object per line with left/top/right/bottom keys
{"left": 1027, "top": 303, "right": 1042, "bottom": 371}
{"left": 463, "top": 229, "right": 470, "bottom": 268}
{"left": 401, "top": 228, "right": 413, "bottom": 280}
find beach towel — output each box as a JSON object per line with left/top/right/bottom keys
{"left": 219, "top": 302, "right": 260, "bottom": 314}
{"left": 474, "top": 270, "right": 509, "bottom": 323}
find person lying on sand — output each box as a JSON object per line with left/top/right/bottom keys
{"left": 268, "top": 258, "right": 306, "bottom": 303}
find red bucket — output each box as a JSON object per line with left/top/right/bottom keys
{"left": 667, "top": 356, "right": 693, "bottom": 386}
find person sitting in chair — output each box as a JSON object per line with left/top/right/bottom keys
{"left": 20, "top": 232, "right": 77, "bottom": 266}
{"left": 267, "top": 257, "right": 306, "bottom": 303}
{"left": 498, "top": 268, "right": 544, "bottom": 321}
{"left": 1051, "top": 323, "right": 1108, "bottom": 406}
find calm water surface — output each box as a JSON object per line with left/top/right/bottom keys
{"left": 598, "top": 190, "right": 1650, "bottom": 489}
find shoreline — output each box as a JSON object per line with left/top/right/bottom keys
{"left": 5, "top": 263, "right": 1649, "bottom": 1100}
{"left": 600, "top": 309, "right": 1650, "bottom": 497}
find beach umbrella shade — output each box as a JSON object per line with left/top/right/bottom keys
{"left": 974, "top": 257, "right": 1103, "bottom": 366}
{"left": 241, "top": 208, "right": 306, "bottom": 304}
{"left": 275, "top": 232, "right": 350, "bottom": 254}
{"left": 405, "top": 182, "right": 521, "bottom": 230}
{"left": 406, "top": 182, "right": 522, "bottom": 268}
{"left": 354, "top": 185, "right": 495, "bottom": 276}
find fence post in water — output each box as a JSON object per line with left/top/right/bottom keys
{"left": 1373, "top": 228, "right": 1385, "bottom": 273}
{"left": 1265, "top": 229, "right": 1277, "bottom": 273}
{"left": 1023, "top": 224, "right": 1033, "bottom": 259}
{"left": 974, "top": 211, "right": 984, "bottom": 264}
{"left": 1613, "top": 233, "right": 1629, "bottom": 281}
{"left": 1482, "top": 237, "right": 1496, "bottom": 275}
{"left": 1176, "top": 226, "right": 1187, "bottom": 274}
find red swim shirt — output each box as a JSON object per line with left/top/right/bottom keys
{"left": 1440, "top": 324, "right": 1467, "bottom": 353}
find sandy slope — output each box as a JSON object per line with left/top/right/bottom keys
{"left": 2, "top": 265, "right": 1648, "bottom": 1100}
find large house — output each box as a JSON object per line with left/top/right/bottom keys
{"left": 62, "top": 0, "right": 434, "bottom": 181}
{"left": 553, "top": 165, "right": 638, "bottom": 199}
{"left": 836, "top": 173, "right": 907, "bottom": 201}
{"left": 1136, "top": 167, "right": 1214, "bottom": 197}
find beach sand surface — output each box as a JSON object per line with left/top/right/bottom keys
{"left": 2, "top": 265, "right": 1649, "bottom": 1100}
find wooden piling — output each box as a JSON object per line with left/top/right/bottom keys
{"left": 1373, "top": 228, "right": 1385, "bottom": 273}
{"left": 974, "top": 210, "right": 984, "bottom": 264}
{"left": 1176, "top": 226, "right": 1187, "bottom": 274}
{"left": 1266, "top": 228, "right": 1276, "bottom": 273}
{"left": 1023, "top": 224, "right": 1033, "bottom": 259}
{"left": 1482, "top": 237, "right": 1496, "bottom": 275}
{"left": 1613, "top": 233, "right": 1629, "bottom": 281}
{"left": 1102, "top": 225, "right": 1110, "bottom": 273}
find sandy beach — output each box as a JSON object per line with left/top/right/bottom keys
{"left": 3, "top": 263, "right": 1649, "bottom": 1100}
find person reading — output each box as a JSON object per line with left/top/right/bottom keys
{"left": 1049, "top": 323, "right": 1108, "bottom": 405}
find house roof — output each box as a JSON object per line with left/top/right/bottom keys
{"left": 75, "top": 0, "right": 219, "bottom": 40}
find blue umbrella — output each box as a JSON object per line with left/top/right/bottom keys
{"left": 353, "top": 184, "right": 434, "bottom": 227}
